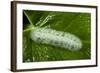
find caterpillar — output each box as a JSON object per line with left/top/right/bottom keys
{"left": 30, "top": 27, "right": 82, "bottom": 51}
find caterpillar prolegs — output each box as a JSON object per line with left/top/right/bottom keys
{"left": 30, "top": 27, "right": 82, "bottom": 51}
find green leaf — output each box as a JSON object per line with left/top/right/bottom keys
{"left": 23, "top": 10, "right": 91, "bottom": 62}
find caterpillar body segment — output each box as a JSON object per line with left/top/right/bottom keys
{"left": 30, "top": 27, "right": 82, "bottom": 51}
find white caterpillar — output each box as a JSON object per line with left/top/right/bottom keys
{"left": 30, "top": 27, "right": 82, "bottom": 51}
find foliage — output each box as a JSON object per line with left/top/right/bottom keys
{"left": 23, "top": 10, "right": 91, "bottom": 62}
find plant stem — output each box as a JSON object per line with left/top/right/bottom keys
{"left": 23, "top": 27, "right": 35, "bottom": 32}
